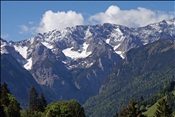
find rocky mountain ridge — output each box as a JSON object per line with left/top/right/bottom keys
{"left": 1, "top": 18, "right": 175, "bottom": 106}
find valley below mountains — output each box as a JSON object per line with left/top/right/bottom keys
{"left": 1, "top": 18, "right": 175, "bottom": 116}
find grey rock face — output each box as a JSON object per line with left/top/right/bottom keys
{"left": 1, "top": 19, "right": 174, "bottom": 104}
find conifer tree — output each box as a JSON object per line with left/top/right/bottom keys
{"left": 0, "top": 83, "right": 10, "bottom": 106}
{"left": 39, "top": 93, "right": 47, "bottom": 112}
{"left": 0, "top": 83, "right": 21, "bottom": 117}
{"left": 119, "top": 99, "right": 146, "bottom": 117}
{"left": 29, "top": 87, "right": 39, "bottom": 111}
{"left": 154, "top": 98, "right": 173, "bottom": 117}
{"left": 6, "top": 94, "right": 21, "bottom": 117}
{"left": 0, "top": 105, "right": 6, "bottom": 117}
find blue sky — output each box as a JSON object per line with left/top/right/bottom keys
{"left": 1, "top": 1, "right": 175, "bottom": 41}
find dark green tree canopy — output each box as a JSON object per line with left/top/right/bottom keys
{"left": 154, "top": 98, "right": 173, "bottom": 117}
{"left": 45, "top": 100, "right": 86, "bottom": 117}
{"left": 29, "top": 86, "right": 41, "bottom": 112}
{"left": 0, "top": 82, "right": 10, "bottom": 106}
{"left": 0, "top": 82, "right": 21, "bottom": 117}
{"left": 39, "top": 93, "right": 47, "bottom": 112}
{"left": 119, "top": 99, "right": 146, "bottom": 117}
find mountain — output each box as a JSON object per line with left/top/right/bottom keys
{"left": 1, "top": 19, "right": 175, "bottom": 105}
{"left": 1, "top": 53, "right": 43, "bottom": 108}
{"left": 83, "top": 39, "right": 175, "bottom": 117}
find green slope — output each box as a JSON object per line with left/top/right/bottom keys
{"left": 84, "top": 39, "right": 175, "bottom": 117}
{"left": 144, "top": 89, "right": 175, "bottom": 117}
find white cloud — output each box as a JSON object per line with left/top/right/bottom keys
{"left": 18, "top": 6, "right": 174, "bottom": 35}
{"left": 37, "top": 10, "right": 84, "bottom": 33}
{"left": 19, "top": 25, "right": 29, "bottom": 34}
{"left": 89, "top": 5, "right": 174, "bottom": 27}
{"left": 1, "top": 33, "right": 9, "bottom": 39}
{"left": 19, "top": 25, "right": 37, "bottom": 34}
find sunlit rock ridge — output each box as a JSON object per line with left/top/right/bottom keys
{"left": 1, "top": 18, "right": 175, "bottom": 105}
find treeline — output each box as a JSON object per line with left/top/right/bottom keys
{"left": 113, "top": 81, "right": 175, "bottom": 117}
{"left": 113, "top": 97, "right": 174, "bottom": 117}
{"left": 0, "top": 83, "right": 86, "bottom": 117}
{"left": 1, "top": 81, "right": 174, "bottom": 117}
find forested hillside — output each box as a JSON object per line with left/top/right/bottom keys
{"left": 84, "top": 39, "right": 175, "bottom": 117}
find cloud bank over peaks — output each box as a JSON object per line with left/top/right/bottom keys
{"left": 22, "top": 6, "right": 174, "bottom": 35}
{"left": 37, "top": 10, "right": 84, "bottom": 33}
{"left": 89, "top": 5, "right": 174, "bottom": 27}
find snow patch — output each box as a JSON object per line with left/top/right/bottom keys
{"left": 24, "top": 58, "right": 32, "bottom": 70}
{"left": 166, "top": 20, "right": 175, "bottom": 25}
{"left": 115, "top": 28, "right": 123, "bottom": 35}
{"left": 62, "top": 43, "right": 91, "bottom": 60}
{"left": 1, "top": 48, "right": 9, "bottom": 54}
{"left": 30, "top": 38, "right": 35, "bottom": 44}
{"left": 114, "top": 44, "right": 121, "bottom": 50}
{"left": 109, "top": 28, "right": 125, "bottom": 42}
{"left": 85, "top": 28, "right": 92, "bottom": 39}
{"left": 106, "top": 38, "right": 110, "bottom": 44}
{"left": 14, "top": 45, "right": 28, "bottom": 59}
{"left": 1, "top": 46, "right": 8, "bottom": 54}
{"left": 115, "top": 51, "right": 125, "bottom": 59}
{"left": 1, "top": 40, "right": 7, "bottom": 46}
{"left": 143, "top": 42, "right": 148, "bottom": 45}
{"left": 86, "top": 62, "right": 94, "bottom": 68}
{"left": 41, "top": 42, "right": 54, "bottom": 49}
{"left": 1, "top": 41, "right": 9, "bottom": 54}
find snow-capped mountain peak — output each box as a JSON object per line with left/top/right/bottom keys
{"left": 1, "top": 19, "right": 174, "bottom": 71}
{"left": 1, "top": 19, "right": 174, "bottom": 106}
{"left": 1, "top": 39, "right": 9, "bottom": 54}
